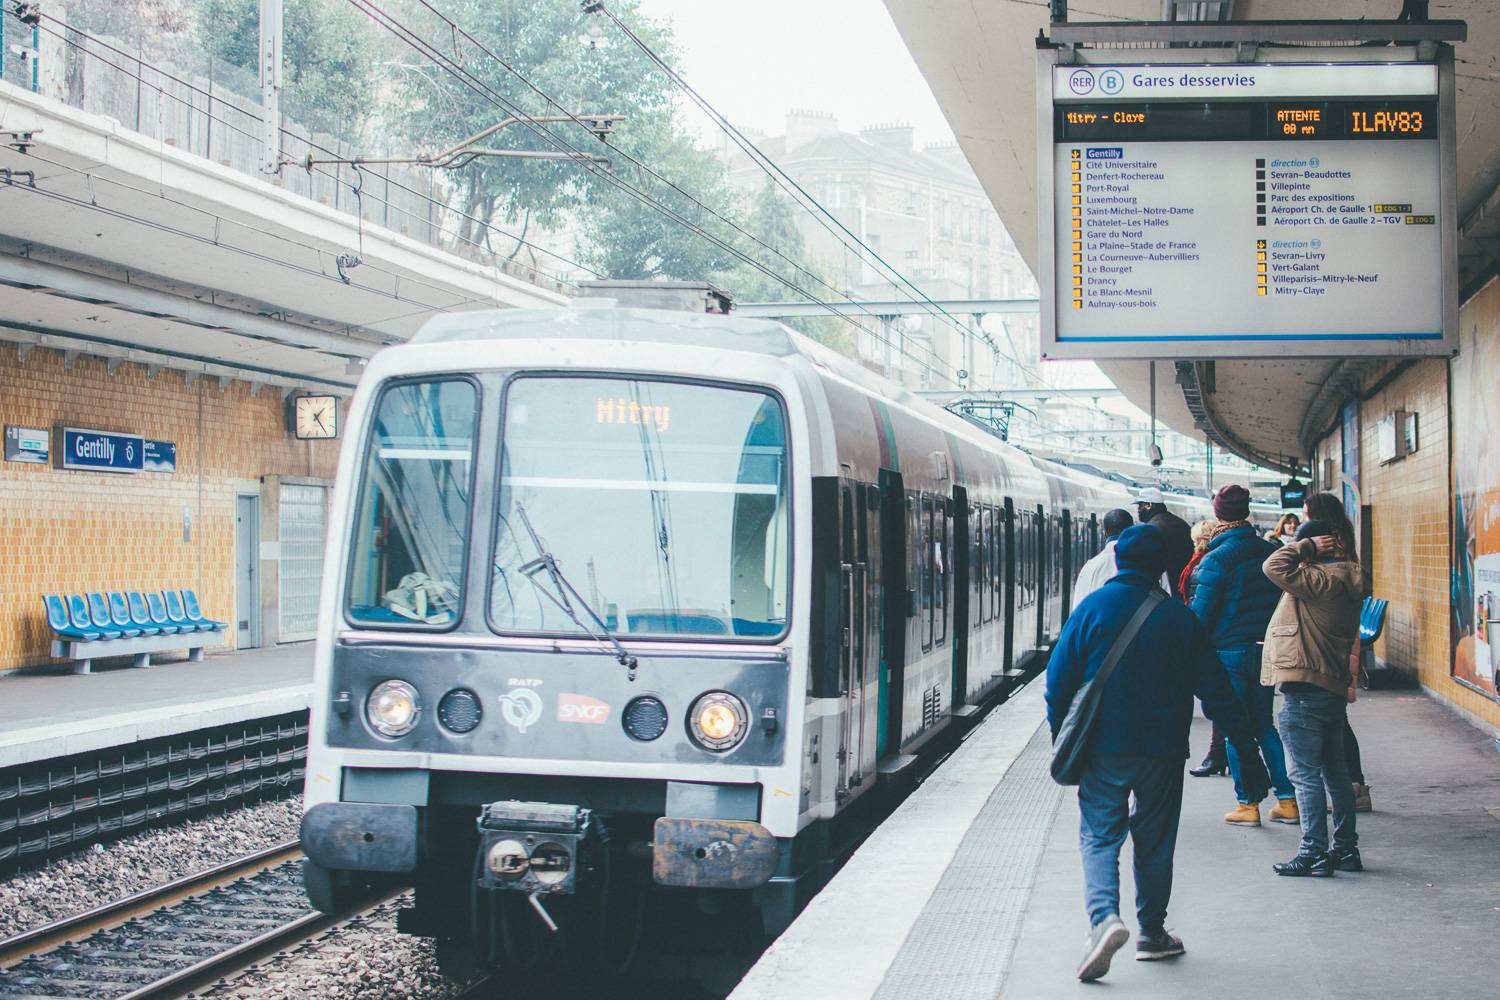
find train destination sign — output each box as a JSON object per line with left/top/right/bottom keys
{"left": 1037, "top": 56, "right": 1457, "bottom": 359}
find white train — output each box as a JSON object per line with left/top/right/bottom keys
{"left": 298, "top": 306, "right": 1238, "bottom": 973}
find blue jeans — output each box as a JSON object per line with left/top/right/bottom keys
{"left": 1219, "top": 645, "right": 1295, "bottom": 804}
{"left": 1078, "top": 754, "right": 1184, "bottom": 933}
{"left": 1279, "top": 687, "right": 1358, "bottom": 856}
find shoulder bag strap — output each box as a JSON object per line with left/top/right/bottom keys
{"left": 1091, "top": 588, "right": 1165, "bottom": 691}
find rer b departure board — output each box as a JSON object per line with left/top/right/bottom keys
{"left": 1036, "top": 56, "right": 1457, "bottom": 359}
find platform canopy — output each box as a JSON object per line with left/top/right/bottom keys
{"left": 0, "top": 83, "right": 567, "bottom": 394}
{"left": 883, "top": 1, "right": 1500, "bottom": 471}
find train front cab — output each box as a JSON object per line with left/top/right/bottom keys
{"left": 299, "top": 340, "right": 826, "bottom": 959}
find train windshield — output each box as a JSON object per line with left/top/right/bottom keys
{"left": 492, "top": 377, "right": 790, "bottom": 640}
{"left": 346, "top": 379, "right": 478, "bottom": 628}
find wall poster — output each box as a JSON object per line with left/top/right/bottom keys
{"left": 1341, "top": 399, "right": 1361, "bottom": 525}
{"left": 1451, "top": 279, "right": 1500, "bottom": 701}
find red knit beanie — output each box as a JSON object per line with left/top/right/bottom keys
{"left": 1212, "top": 484, "right": 1250, "bottom": 522}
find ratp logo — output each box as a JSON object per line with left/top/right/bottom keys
{"left": 1068, "top": 69, "right": 1095, "bottom": 95}
{"left": 498, "top": 689, "right": 543, "bottom": 733}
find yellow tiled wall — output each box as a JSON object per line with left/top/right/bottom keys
{"left": 0, "top": 343, "right": 341, "bottom": 670}
{"left": 1310, "top": 301, "right": 1500, "bottom": 731}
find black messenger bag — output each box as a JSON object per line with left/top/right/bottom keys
{"left": 1050, "top": 589, "right": 1165, "bottom": 786}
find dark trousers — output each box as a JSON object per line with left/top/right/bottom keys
{"left": 1279, "top": 688, "right": 1359, "bottom": 856}
{"left": 1344, "top": 717, "right": 1365, "bottom": 785}
{"left": 1219, "top": 645, "right": 1294, "bottom": 804}
{"left": 1077, "top": 754, "right": 1184, "bottom": 933}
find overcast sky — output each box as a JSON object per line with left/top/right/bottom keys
{"left": 636, "top": 0, "right": 955, "bottom": 145}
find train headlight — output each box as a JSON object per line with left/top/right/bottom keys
{"left": 688, "top": 691, "right": 748, "bottom": 752}
{"left": 366, "top": 679, "right": 421, "bottom": 738}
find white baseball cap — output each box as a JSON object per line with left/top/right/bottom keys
{"left": 1136, "top": 486, "right": 1166, "bottom": 505}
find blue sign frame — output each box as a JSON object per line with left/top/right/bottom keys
{"left": 144, "top": 439, "right": 177, "bottom": 473}
{"left": 60, "top": 427, "right": 144, "bottom": 473}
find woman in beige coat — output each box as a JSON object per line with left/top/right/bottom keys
{"left": 1260, "top": 494, "right": 1364, "bottom": 877}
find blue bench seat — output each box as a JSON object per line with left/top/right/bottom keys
{"left": 43, "top": 595, "right": 101, "bottom": 641}
{"left": 44, "top": 589, "right": 219, "bottom": 674}
{"left": 182, "top": 589, "right": 229, "bottom": 632}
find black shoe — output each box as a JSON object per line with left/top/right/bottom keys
{"left": 1135, "top": 928, "right": 1185, "bottom": 961}
{"left": 1273, "top": 853, "right": 1337, "bottom": 877}
{"left": 1328, "top": 846, "right": 1363, "bottom": 872}
{"left": 1188, "top": 754, "right": 1228, "bottom": 777}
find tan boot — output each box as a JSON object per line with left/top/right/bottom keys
{"left": 1224, "top": 802, "right": 1261, "bottom": 826}
{"left": 1353, "top": 783, "right": 1372, "bottom": 812}
{"left": 1268, "top": 798, "right": 1300, "bottom": 824}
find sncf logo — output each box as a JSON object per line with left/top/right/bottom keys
{"left": 557, "top": 693, "right": 611, "bottom": 725}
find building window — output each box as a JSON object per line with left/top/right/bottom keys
{"left": 279, "top": 484, "right": 327, "bottom": 642}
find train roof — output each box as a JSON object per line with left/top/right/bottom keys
{"left": 409, "top": 305, "right": 945, "bottom": 424}
{"left": 411, "top": 306, "right": 800, "bottom": 356}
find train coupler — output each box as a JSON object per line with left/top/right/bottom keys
{"left": 475, "top": 800, "right": 598, "bottom": 898}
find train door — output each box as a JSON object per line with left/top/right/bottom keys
{"left": 952, "top": 486, "right": 970, "bottom": 710}
{"left": 1061, "top": 509, "right": 1074, "bottom": 622}
{"left": 1002, "top": 498, "right": 1016, "bottom": 676}
{"left": 876, "top": 469, "right": 907, "bottom": 758}
{"left": 1035, "top": 504, "right": 1048, "bottom": 648}
{"left": 857, "top": 484, "right": 880, "bottom": 785}
{"left": 836, "top": 484, "right": 869, "bottom": 799}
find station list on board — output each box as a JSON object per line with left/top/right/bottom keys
{"left": 1049, "top": 72, "right": 1445, "bottom": 349}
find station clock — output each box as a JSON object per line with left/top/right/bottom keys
{"left": 290, "top": 394, "right": 339, "bottom": 440}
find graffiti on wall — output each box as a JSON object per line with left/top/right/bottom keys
{"left": 1451, "top": 279, "right": 1500, "bottom": 701}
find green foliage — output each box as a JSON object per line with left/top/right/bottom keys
{"left": 196, "top": 0, "right": 376, "bottom": 139}
{"left": 390, "top": 0, "right": 681, "bottom": 240}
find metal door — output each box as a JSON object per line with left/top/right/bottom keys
{"left": 837, "top": 484, "right": 870, "bottom": 799}
{"left": 235, "top": 494, "right": 261, "bottom": 649}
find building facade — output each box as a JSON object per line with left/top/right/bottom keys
{"left": 724, "top": 112, "right": 1040, "bottom": 391}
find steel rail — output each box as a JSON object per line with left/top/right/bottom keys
{"left": 115, "top": 889, "right": 404, "bottom": 1000}
{"left": 0, "top": 838, "right": 304, "bottom": 969}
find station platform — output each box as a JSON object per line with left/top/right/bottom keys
{"left": 732, "top": 681, "right": 1500, "bottom": 1000}
{"left": 0, "top": 644, "right": 314, "bottom": 770}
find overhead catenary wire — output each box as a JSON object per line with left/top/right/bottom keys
{"left": 346, "top": 0, "right": 961, "bottom": 385}
{"left": 400, "top": 0, "right": 913, "bottom": 334}
{"left": 21, "top": 5, "right": 599, "bottom": 287}
{"left": 389, "top": 0, "right": 960, "bottom": 382}
{"left": 588, "top": 0, "right": 1058, "bottom": 390}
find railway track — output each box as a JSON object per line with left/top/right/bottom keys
{"left": 0, "top": 839, "right": 385, "bottom": 1000}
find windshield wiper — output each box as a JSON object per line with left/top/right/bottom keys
{"left": 514, "top": 503, "right": 640, "bottom": 682}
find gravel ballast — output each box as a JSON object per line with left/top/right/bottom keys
{"left": 0, "top": 796, "right": 303, "bottom": 940}
{"left": 196, "top": 898, "right": 462, "bottom": 1000}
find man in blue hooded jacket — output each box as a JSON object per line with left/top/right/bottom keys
{"left": 1190, "top": 484, "right": 1297, "bottom": 827}
{"left": 1046, "top": 524, "right": 1268, "bottom": 982}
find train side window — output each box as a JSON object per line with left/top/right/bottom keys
{"left": 984, "top": 509, "right": 996, "bottom": 626}
{"left": 1026, "top": 512, "right": 1036, "bottom": 606}
{"left": 935, "top": 501, "right": 948, "bottom": 647}
{"left": 921, "top": 494, "right": 934, "bottom": 651}
{"left": 842, "top": 487, "right": 855, "bottom": 563}
{"left": 1018, "top": 511, "right": 1028, "bottom": 606}
{"left": 346, "top": 379, "right": 478, "bottom": 629}
{"left": 989, "top": 507, "right": 1000, "bottom": 621}
{"left": 972, "top": 509, "right": 984, "bottom": 632}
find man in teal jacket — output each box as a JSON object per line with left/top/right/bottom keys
{"left": 1189, "top": 484, "right": 1297, "bottom": 827}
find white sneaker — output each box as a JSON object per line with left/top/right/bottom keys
{"left": 1077, "top": 913, "right": 1130, "bottom": 982}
